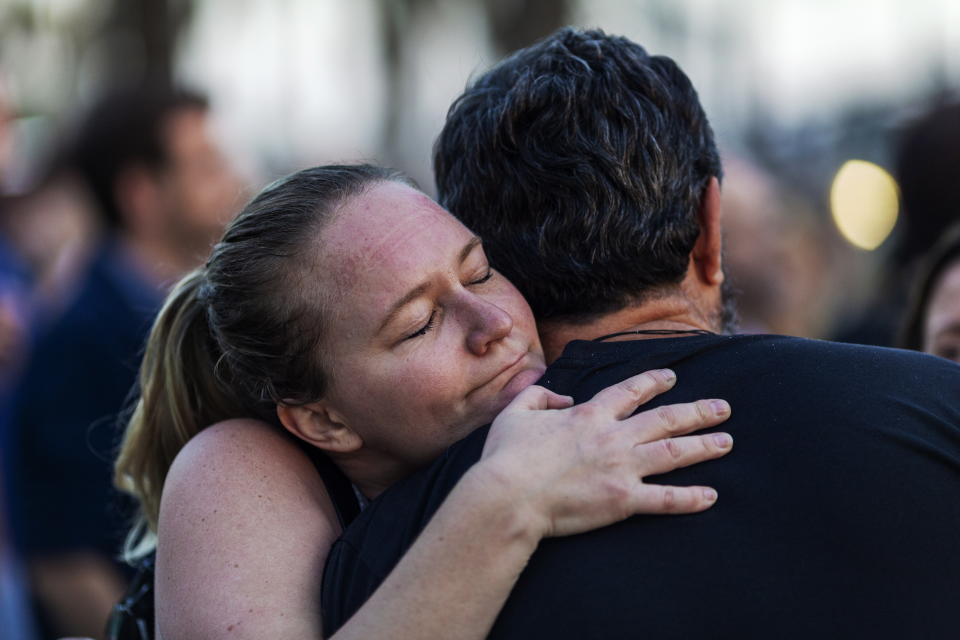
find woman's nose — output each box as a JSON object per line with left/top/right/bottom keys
{"left": 465, "top": 296, "right": 513, "bottom": 355}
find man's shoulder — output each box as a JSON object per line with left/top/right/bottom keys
{"left": 748, "top": 333, "right": 946, "bottom": 360}
{"left": 550, "top": 333, "right": 959, "bottom": 401}
{"left": 564, "top": 332, "right": 952, "bottom": 364}
{"left": 747, "top": 335, "right": 960, "bottom": 387}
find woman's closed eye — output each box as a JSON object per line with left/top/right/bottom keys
{"left": 401, "top": 270, "right": 492, "bottom": 342}
{"left": 404, "top": 310, "right": 437, "bottom": 341}
{"left": 468, "top": 269, "right": 494, "bottom": 286}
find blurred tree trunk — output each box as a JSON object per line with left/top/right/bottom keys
{"left": 100, "top": 0, "right": 194, "bottom": 90}
{"left": 482, "top": 0, "right": 572, "bottom": 56}
{"left": 377, "top": 0, "right": 416, "bottom": 169}
{"left": 377, "top": 0, "right": 572, "bottom": 169}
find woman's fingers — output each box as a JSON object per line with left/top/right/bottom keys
{"left": 626, "top": 399, "right": 731, "bottom": 442}
{"left": 631, "top": 484, "right": 720, "bottom": 514}
{"left": 583, "top": 369, "right": 678, "bottom": 419}
{"left": 505, "top": 384, "right": 575, "bottom": 412}
{"left": 483, "top": 370, "right": 735, "bottom": 536}
{"left": 635, "top": 432, "right": 733, "bottom": 477}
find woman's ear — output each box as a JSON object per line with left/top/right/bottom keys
{"left": 276, "top": 402, "right": 364, "bottom": 453}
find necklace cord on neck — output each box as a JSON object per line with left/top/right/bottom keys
{"left": 592, "top": 328, "right": 716, "bottom": 342}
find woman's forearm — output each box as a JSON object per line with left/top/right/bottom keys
{"left": 331, "top": 464, "right": 538, "bottom": 639}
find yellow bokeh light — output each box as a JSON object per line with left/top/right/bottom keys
{"left": 830, "top": 160, "right": 900, "bottom": 251}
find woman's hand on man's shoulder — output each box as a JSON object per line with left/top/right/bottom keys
{"left": 477, "top": 369, "right": 733, "bottom": 540}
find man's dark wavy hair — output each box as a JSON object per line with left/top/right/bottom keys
{"left": 434, "top": 27, "right": 722, "bottom": 322}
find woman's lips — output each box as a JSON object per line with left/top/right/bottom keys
{"left": 468, "top": 351, "right": 545, "bottom": 400}
{"left": 499, "top": 364, "right": 546, "bottom": 401}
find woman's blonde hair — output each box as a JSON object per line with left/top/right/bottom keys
{"left": 114, "top": 269, "right": 239, "bottom": 559}
{"left": 114, "top": 165, "right": 411, "bottom": 560}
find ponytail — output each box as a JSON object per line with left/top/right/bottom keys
{"left": 114, "top": 268, "right": 241, "bottom": 560}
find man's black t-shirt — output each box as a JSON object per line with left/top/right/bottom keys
{"left": 323, "top": 335, "right": 960, "bottom": 638}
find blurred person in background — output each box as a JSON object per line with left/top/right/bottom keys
{"left": 0, "top": 76, "right": 34, "bottom": 406}
{"left": 0, "top": 76, "right": 13, "bottom": 183}
{"left": 900, "top": 224, "right": 960, "bottom": 363}
{"left": 0, "top": 155, "right": 99, "bottom": 640}
{"left": 0, "top": 75, "right": 39, "bottom": 640}
{"left": 835, "top": 100, "right": 960, "bottom": 347}
{"left": 720, "top": 156, "right": 832, "bottom": 337}
{"left": 9, "top": 87, "right": 242, "bottom": 640}
{"left": 1, "top": 172, "right": 99, "bottom": 331}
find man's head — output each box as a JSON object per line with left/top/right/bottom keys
{"left": 435, "top": 27, "right": 729, "bottom": 328}
{"left": 66, "top": 88, "right": 240, "bottom": 260}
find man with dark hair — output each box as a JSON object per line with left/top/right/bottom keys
{"left": 10, "top": 88, "right": 240, "bottom": 639}
{"left": 323, "top": 28, "right": 960, "bottom": 638}
{"left": 434, "top": 27, "right": 728, "bottom": 331}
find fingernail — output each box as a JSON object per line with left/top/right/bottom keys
{"left": 661, "top": 369, "right": 677, "bottom": 384}
{"left": 703, "top": 488, "right": 717, "bottom": 502}
{"left": 713, "top": 433, "right": 733, "bottom": 448}
{"left": 711, "top": 400, "right": 730, "bottom": 416}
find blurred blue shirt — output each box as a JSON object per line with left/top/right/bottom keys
{"left": 9, "top": 239, "right": 161, "bottom": 559}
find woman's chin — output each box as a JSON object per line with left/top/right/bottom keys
{"left": 464, "top": 363, "right": 547, "bottom": 432}
{"left": 499, "top": 365, "right": 546, "bottom": 406}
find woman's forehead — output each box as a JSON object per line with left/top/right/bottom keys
{"left": 328, "top": 182, "right": 465, "bottom": 253}
{"left": 318, "top": 182, "right": 475, "bottom": 302}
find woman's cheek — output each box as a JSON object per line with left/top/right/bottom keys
{"left": 405, "top": 354, "right": 465, "bottom": 413}
{"left": 372, "top": 356, "right": 443, "bottom": 405}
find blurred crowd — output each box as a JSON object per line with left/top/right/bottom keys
{"left": 0, "top": 43, "right": 958, "bottom": 640}
{"left": 0, "top": 82, "right": 244, "bottom": 640}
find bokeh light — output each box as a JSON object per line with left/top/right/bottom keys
{"left": 830, "top": 159, "right": 900, "bottom": 250}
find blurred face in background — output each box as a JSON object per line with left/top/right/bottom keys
{"left": 923, "top": 259, "right": 960, "bottom": 363}
{"left": 157, "top": 106, "right": 243, "bottom": 255}
{"left": 0, "top": 84, "right": 13, "bottom": 187}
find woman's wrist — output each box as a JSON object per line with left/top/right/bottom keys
{"left": 456, "top": 460, "right": 548, "bottom": 551}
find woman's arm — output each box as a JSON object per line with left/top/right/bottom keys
{"left": 156, "top": 419, "right": 336, "bottom": 639}
{"left": 157, "top": 370, "right": 731, "bottom": 640}
{"left": 332, "top": 369, "right": 732, "bottom": 639}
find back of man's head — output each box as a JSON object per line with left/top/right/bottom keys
{"left": 434, "top": 27, "right": 721, "bottom": 322}
{"left": 64, "top": 87, "right": 209, "bottom": 231}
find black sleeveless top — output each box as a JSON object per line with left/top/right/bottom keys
{"left": 106, "top": 435, "right": 360, "bottom": 640}
{"left": 301, "top": 440, "right": 362, "bottom": 529}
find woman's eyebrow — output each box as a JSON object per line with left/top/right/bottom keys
{"left": 458, "top": 236, "right": 483, "bottom": 264}
{"left": 377, "top": 236, "right": 483, "bottom": 334}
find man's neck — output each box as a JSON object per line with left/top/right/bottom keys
{"left": 538, "top": 294, "right": 719, "bottom": 364}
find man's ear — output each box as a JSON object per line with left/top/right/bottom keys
{"left": 691, "top": 176, "right": 724, "bottom": 286}
{"left": 276, "top": 402, "right": 363, "bottom": 454}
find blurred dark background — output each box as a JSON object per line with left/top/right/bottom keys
{"left": 2, "top": 0, "right": 958, "bottom": 336}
